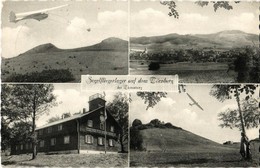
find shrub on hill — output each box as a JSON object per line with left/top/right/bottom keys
{"left": 132, "top": 119, "right": 142, "bottom": 127}
{"left": 5, "top": 69, "right": 75, "bottom": 82}
{"left": 131, "top": 118, "right": 182, "bottom": 130}
{"left": 130, "top": 127, "right": 144, "bottom": 151}
{"left": 148, "top": 62, "right": 160, "bottom": 70}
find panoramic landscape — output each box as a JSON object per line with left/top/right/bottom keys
{"left": 1, "top": 1, "right": 128, "bottom": 82}
{"left": 130, "top": 1, "right": 259, "bottom": 83}
{"left": 130, "top": 85, "right": 259, "bottom": 166}
{"left": 2, "top": 37, "right": 128, "bottom": 82}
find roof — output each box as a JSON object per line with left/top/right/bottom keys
{"left": 250, "top": 138, "right": 260, "bottom": 143}
{"left": 36, "top": 106, "right": 104, "bottom": 130}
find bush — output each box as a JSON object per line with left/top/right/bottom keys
{"left": 148, "top": 62, "right": 160, "bottom": 70}
{"left": 132, "top": 119, "right": 142, "bottom": 127}
{"left": 130, "top": 127, "right": 144, "bottom": 150}
{"left": 5, "top": 69, "right": 75, "bottom": 82}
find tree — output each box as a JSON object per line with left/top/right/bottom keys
{"left": 210, "top": 84, "right": 257, "bottom": 134}
{"left": 1, "top": 84, "right": 57, "bottom": 159}
{"left": 130, "top": 127, "right": 144, "bottom": 151}
{"left": 218, "top": 100, "right": 260, "bottom": 130}
{"left": 47, "top": 112, "right": 72, "bottom": 124}
{"left": 161, "top": 1, "right": 240, "bottom": 19}
{"left": 107, "top": 93, "right": 129, "bottom": 153}
{"left": 47, "top": 115, "right": 60, "bottom": 123}
{"left": 136, "top": 92, "right": 167, "bottom": 110}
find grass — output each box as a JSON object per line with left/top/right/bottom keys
{"left": 130, "top": 61, "right": 236, "bottom": 83}
{"left": 2, "top": 50, "right": 128, "bottom": 83}
{"left": 2, "top": 153, "right": 128, "bottom": 167}
{"left": 130, "top": 151, "right": 255, "bottom": 167}
{"left": 129, "top": 128, "right": 257, "bottom": 167}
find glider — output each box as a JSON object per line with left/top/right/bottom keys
{"left": 186, "top": 93, "right": 204, "bottom": 111}
{"left": 9, "top": 4, "right": 68, "bottom": 23}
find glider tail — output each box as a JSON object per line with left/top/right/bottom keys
{"left": 9, "top": 11, "right": 17, "bottom": 23}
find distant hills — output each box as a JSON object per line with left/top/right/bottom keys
{"left": 2, "top": 37, "right": 128, "bottom": 82}
{"left": 22, "top": 37, "right": 128, "bottom": 55}
{"left": 130, "top": 30, "right": 258, "bottom": 51}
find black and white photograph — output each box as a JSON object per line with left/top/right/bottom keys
{"left": 130, "top": 85, "right": 260, "bottom": 167}
{"left": 1, "top": 84, "right": 129, "bottom": 167}
{"left": 130, "top": 1, "right": 259, "bottom": 83}
{"left": 1, "top": 0, "right": 260, "bottom": 167}
{"left": 1, "top": 1, "right": 128, "bottom": 83}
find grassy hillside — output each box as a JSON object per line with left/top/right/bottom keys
{"left": 2, "top": 38, "right": 128, "bottom": 82}
{"left": 140, "top": 128, "right": 235, "bottom": 152}
{"left": 130, "top": 128, "right": 249, "bottom": 167}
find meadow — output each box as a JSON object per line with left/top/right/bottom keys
{"left": 130, "top": 61, "right": 237, "bottom": 83}
{"left": 2, "top": 50, "right": 128, "bottom": 82}
{"left": 130, "top": 150, "right": 254, "bottom": 167}
{"left": 2, "top": 153, "right": 128, "bottom": 167}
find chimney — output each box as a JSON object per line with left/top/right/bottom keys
{"left": 88, "top": 93, "right": 106, "bottom": 111}
{"left": 83, "top": 108, "right": 86, "bottom": 113}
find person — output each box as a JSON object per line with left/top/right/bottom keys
{"left": 240, "top": 132, "right": 249, "bottom": 160}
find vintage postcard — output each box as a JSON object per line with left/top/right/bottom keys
{"left": 1, "top": 0, "right": 260, "bottom": 167}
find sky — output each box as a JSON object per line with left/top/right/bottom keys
{"left": 130, "top": 84, "right": 259, "bottom": 144}
{"left": 37, "top": 83, "right": 121, "bottom": 127}
{"left": 1, "top": 1, "right": 128, "bottom": 58}
{"left": 130, "top": 1, "right": 259, "bottom": 37}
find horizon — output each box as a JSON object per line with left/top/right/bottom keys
{"left": 131, "top": 1, "right": 258, "bottom": 38}
{"left": 130, "top": 29, "right": 258, "bottom": 38}
{"left": 1, "top": 36, "right": 128, "bottom": 59}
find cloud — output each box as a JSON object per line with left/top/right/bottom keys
{"left": 97, "top": 10, "right": 127, "bottom": 26}
{"left": 66, "top": 17, "right": 88, "bottom": 33}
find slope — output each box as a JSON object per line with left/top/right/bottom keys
{"left": 140, "top": 128, "right": 236, "bottom": 153}
{"left": 1, "top": 38, "right": 128, "bottom": 82}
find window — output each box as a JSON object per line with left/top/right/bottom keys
{"left": 58, "top": 124, "right": 63, "bottom": 131}
{"left": 87, "top": 120, "right": 93, "bottom": 127}
{"left": 51, "top": 138, "right": 56, "bottom": 146}
{"left": 47, "top": 127, "right": 52, "bottom": 133}
{"left": 100, "top": 123, "right": 104, "bottom": 130}
{"left": 20, "top": 144, "right": 23, "bottom": 150}
{"left": 16, "top": 146, "right": 18, "bottom": 151}
{"left": 110, "top": 126, "right": 114, "bottom": 132}
{"left": 109, "top": 139, "right": 114, "bottom": 147}
{"left": 64, "top": 136, "right": 70, "bottom": 144}
{"left": 25, "top": 143, "right": 29, "bottom": 150}
{"left": 85, "top": 135, "right": 94, "bottom": 144}
{"left": 39, "top": 129, "right": 43, "bottom": 135}
{"left": 98, "top": 137, "right": 104, "bottom": 145}
{"left": 40, "top": 140, "right": 44, "bottom": 148}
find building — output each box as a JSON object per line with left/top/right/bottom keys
{"left": 11, "top": 93, "right": 121, "bottom": 155}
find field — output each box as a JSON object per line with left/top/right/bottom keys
{"left": 130, "top": 150, "right": 255, "bottom": 167}
{"left": 1, "top": 153, "right": 128, "bottom": 167}
{"left": 130, "top": 128, "right": 257, "bottom": 167}
{"left": 2, "top": 50, "right": 128, "bottom": 82}
{"left": 130, "top": 61, "right": 237, "bottom": 83}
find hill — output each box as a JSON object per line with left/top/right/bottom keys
{"left": 140, "top": 128, "right": 235, "bottom": 152}
{"left": 2, "top": 37, "right": 128, "bottom": 82}
{"left": 130, "top": 30, "right": 258, "bottom": 51}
